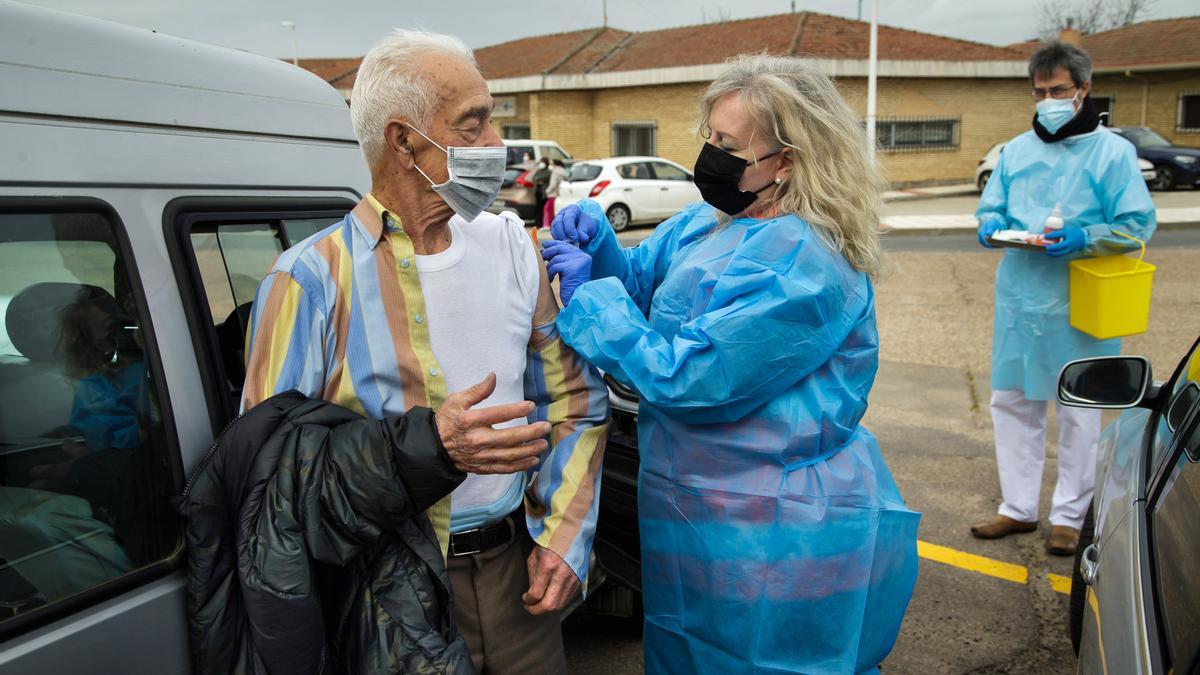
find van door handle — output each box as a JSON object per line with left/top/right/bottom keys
{"left": 623, "top": 188, "right": 633, "bottom": 192}
{"left": 660, "top": 187, "right": 669, "bottom": 191}
{"left": 1080, "top": 544, "right": 1100, "bottom": 585}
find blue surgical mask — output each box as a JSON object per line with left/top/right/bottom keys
{"left": 1036, "top": 93, "right": 1080, "bottom": 134}
{"left": 408, "top": 125, "right": 507, "bottom": 222}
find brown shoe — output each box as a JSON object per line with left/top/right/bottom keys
{"left": 970, "top": 515, "right": 1039, "bottom": 540}
{"left": 1045, "top": 526, "right": 1081, "bottom": 556}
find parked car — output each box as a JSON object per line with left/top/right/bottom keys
{"left": 977, "top": 141, "right": 1156, "bottom": 191}
{"left": 494, "top": 146, "right": 580, "bottom": 224}
{"left": 1057, "top": 337, "right": 1200, "bottom": 674}
{"left": 553, "top": 157, "right": 702, "bottom": 231}
{"left": 975, "top": 142, "right": 1006, "bottom": 191}
{"left": 1108, "top": 126, "right": 1200, "bottom": 191}
{"left": 494, "top": 159, "right": 540, "bottom": 224}
{"left": 501, "top": 138, "right": 571, "bottom": 167}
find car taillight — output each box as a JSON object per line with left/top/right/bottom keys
{"left": 516, "top": 170, "right": 533, "bottom": 188}
{"left": 588, "top": 180, "right": 610, "bottom": 198}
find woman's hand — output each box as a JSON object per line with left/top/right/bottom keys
{"left": 541, "top": 241, "right": 593, "bottom": 306}
{"left": 550, "top": 204, "right": 599, "bottom": 245}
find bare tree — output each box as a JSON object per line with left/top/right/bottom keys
{"left": 1108, "top": 0, "right": 1155, "bottom": 26}
{"left": 702, "top": 6, "right": 732, "bottom": 24}
{"left": 1035, "top": 0, "right": 1155, "bottom": 38}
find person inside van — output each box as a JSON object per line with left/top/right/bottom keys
{"left": 27, "top": 286, "right": 147, "bottom": 490}
{"left": 241, "top": 29, "right": 608, "bottom": 674}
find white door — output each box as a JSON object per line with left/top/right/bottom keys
{"left": 650, "top": 161, "right": 700, "bottom": 216}
{"left": 612, "top": 162, "right": 658, "bottom": 222}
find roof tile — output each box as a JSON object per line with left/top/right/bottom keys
{"left": 1007, "top": 16, "right": 1200, "bottom": 69}
{"left": 593, "top": 12, "right": 1027, "bottom": 73}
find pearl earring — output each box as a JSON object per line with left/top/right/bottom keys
{"left": 774, "top": 177, "right": 783, "bottom": 185}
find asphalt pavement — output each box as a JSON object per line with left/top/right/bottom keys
{"left": 566, "top": 190, "right": 1200, "bottom": 674}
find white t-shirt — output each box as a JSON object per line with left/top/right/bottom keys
{"left": 415, "top": 210, "right": 541, "bottom": 531}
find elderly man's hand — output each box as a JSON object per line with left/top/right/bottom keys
{"left": 523, "top": 545, "right": 580, "bottom": 615}
{"left": 435, "top": 373, "right": 550, "bottom": 475}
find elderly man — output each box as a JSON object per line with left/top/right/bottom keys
{"left": 242, "top": 29, "right": 609, "bottom": 673}
{"left": 972, "top": 42, "right": 1155, "bottom": 555}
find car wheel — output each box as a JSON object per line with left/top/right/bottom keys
{"left": 977, "top": 170, "right": 992, "bottom": 192}
{"left": 607, "top": 204, "right": 631, "bottom": 232}
{"left": 1069, "top": 503, "right": 1095, "bottom": 656}
{"left": 1150, "top": 165, "right": 1175, "bottom": 191}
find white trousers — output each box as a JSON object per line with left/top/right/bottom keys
{"left": 991, "top": 389, "right": 1100, "bottom": 529}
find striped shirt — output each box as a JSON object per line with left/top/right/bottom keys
{"left": 241, "top": 194, "right": 609, "bottom": 586}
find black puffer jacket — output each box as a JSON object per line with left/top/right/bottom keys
{"left": 179, "top": 392, "right": 475, "bottom": 674}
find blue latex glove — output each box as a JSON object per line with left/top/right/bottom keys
{"left": 541, "top": 240, "right": 592, "bottom": 306}
{"left": 977, "top": 218, "right": 1003, "bottom": 248}
{"left": 550, "top": 204, "right": 599, "bottom": 246}
{"left": 1043, "top": 228, "right": 1087, "bottom": 257}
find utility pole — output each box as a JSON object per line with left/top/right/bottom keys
{"left": 603, "top": 0, "right": 608, "bottom": 27}
{"left": 858, "top": 0, "right": 862, "bottom": 21}
{"left": 281, "top": 21, "right": 298, "bottom": 66}
{"left": 866, "top": 0, "right": 878, "bottom": 162}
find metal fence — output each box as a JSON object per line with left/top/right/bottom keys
{"left": 872, "top": 115, "right": 961, "bottom": 153}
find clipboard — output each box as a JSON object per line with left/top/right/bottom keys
{"left": 988, "top": 230, "right": 1050, "bottom": 252}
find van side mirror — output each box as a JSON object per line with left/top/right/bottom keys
{"left": 1058, "top": 356, "right": 1151, "bottom": 409}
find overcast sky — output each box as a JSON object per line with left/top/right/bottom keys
{"left": 17, "top": 0, "right": 1199, "bottom": 59}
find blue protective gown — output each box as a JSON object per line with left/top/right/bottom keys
{"left": 557, "top": 199, "right": 919, "bottom": 674}
{"left": 976, "top": 127, "right": 1156, "bottom": 401}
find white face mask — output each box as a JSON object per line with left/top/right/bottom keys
{"left": 408, "top": 125, "right": 507, "bottom": 222}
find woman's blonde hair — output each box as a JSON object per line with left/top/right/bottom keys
{"left": 698, "top": 54, "right": 885, "bottom": 278}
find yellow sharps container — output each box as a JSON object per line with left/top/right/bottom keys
{"left": 1069, "top": 232, "right": 1155, "bottom": 339}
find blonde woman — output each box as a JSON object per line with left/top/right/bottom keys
{"left": 541, "top": 55, "right": 919, "bottom": 673}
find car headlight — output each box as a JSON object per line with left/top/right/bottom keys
{"left": 1175, "top": 155, "right": 1198, "bottom": 165}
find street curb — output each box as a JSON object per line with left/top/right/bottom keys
{"left": 883, "top": 191, "right": 980, "bottom": 203}
{"left": 880, "top": 220, "right": 1200, "bottom": 237}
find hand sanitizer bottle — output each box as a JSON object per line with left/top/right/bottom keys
{"left": 1043, "top": 203, "right": 1064, "bottom": 234}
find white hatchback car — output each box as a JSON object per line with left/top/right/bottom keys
{"left": 554, "top": 157, "right": 701, "bottom": 231}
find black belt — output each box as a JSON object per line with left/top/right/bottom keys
{"left": 448, "top": 511, "right": 520, "bottom": 557}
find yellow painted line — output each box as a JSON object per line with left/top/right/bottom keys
{"left": 1047, "top": 573, "right": 1073, "bottom": 594}
{"left": 1088, "top": 587, "right": 1109, "bottom": 675}
{"left": 917, "top": 539, "right": 1072, "bottom": 595}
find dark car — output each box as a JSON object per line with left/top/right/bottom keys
{"left": 1057, "top": 336, "right": 1200, "bottom": 673}
{"left": 1109, "top": 126, "right": 1200, "bottom": 191}
{"left": 579, "top": 375, "right": 645, "bottom": 623}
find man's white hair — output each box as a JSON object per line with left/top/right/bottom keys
{"left": 350, "top": 29, "right": 475, "bottom": 170}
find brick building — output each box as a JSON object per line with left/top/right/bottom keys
{"left": 470, "top": 12, "right": 1037, "bottom": 186}
{"left": 299, "top": 12, "right": 1199, "bottom": 186}
{"left": 1011, "top": 17, "right": 1200, "bottom": 145}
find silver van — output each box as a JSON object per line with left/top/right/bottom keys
{"left": 0, "top": 3, "right": 368, "bottom": 672}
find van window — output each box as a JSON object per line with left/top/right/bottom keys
{"left": 506, "top": 145, "right": 535, "bottom": 166}
{"left": 0, "top": 207, "right": 178, "bottom": 626}
{"left": 171, "top": 201, "right": 350, "bottom": 424}
{"left": 542, "top": 145, "right": 570, "bottom": 161}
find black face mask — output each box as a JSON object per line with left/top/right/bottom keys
{"left": 692, "top": 142, "right": 781, "bottom": 216}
